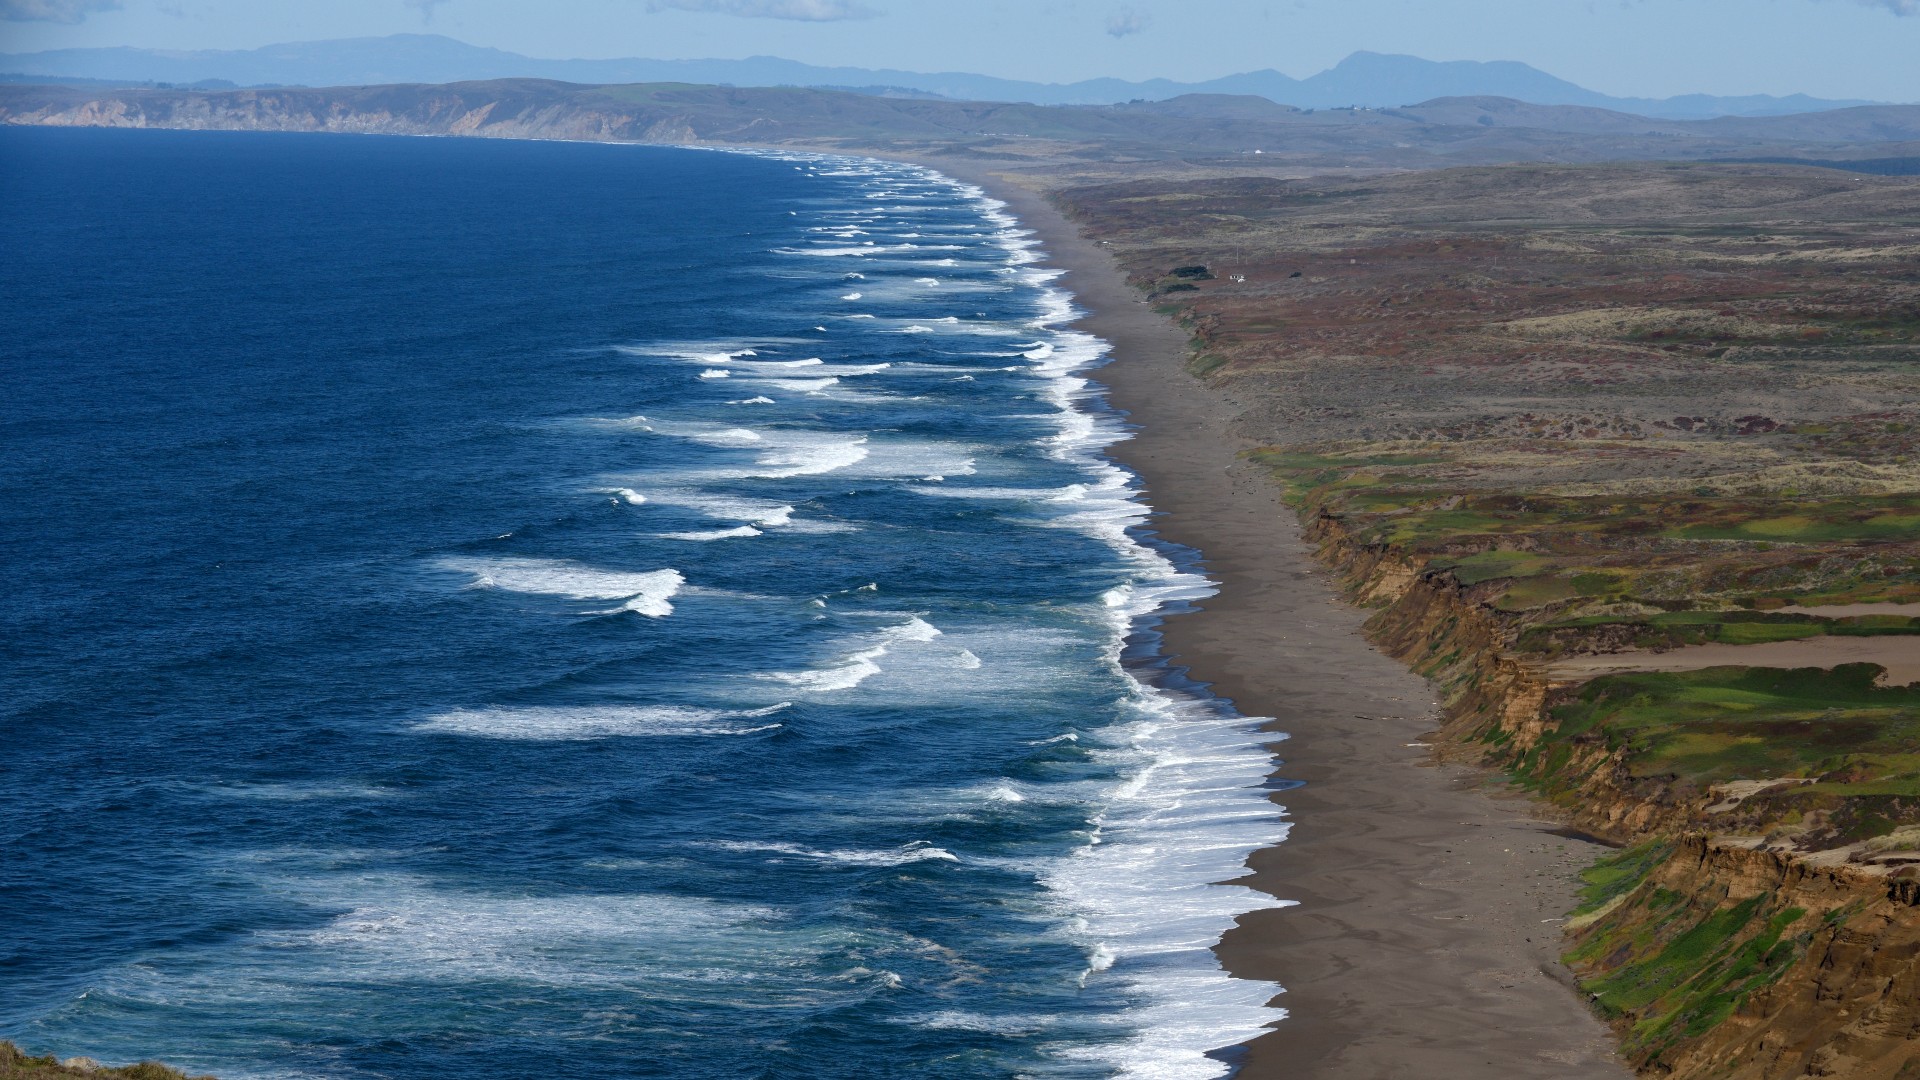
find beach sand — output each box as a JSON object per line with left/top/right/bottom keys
{"left": 935, "top": 160, "right": 1633, "bottom": 1079}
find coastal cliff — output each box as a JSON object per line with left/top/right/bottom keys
{"left": 1050, "top": 164, "right": 1920, "bottom": 1077}
{"left": 1305, "top": 513, "right": 1920, "bottom": 1078}
{"left": 11, "top": 79, "right": 1920, "bottom": 171}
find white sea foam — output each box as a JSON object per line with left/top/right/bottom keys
{"left": 656, "top": 525, "right": 763, "bottom": 541}
{"left": 412, "top": 702, "right": 789, "bottom": 740}
{"left": 439, "top": 557, "right": 683, "bottom": 617}
{"left": 622, "top": 151, "right": 1288, "bottom": 1076}
{"left": 703, "top": 839, "right": 958, "bottom": 867}
{"left": 908, "top": 1010, "right": 1046, "bottom": 1035}
{"left": 758, "top": 616, "right": 941, "bottom": 693}
{"left": 642, "top": 493, "right": 795, "bottom": 527}
{"left": 237, "top": 876, "right": 799, "bottom": 991}
{"left": 909, "top": 160, "right": 1291, "bottom": 1077}
{"left": 762, "top": 377, "right": 840, "bottom": 393}
{"left": 732, "top": 432, "right": 871, "bottom": 479}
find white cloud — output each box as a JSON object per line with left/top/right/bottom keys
{"left": 1105, "top": 6, "right": 1151, "bottom": 37}
{"left": 647, "top": 0, "right": 880, "bottom": 20}
{"left": 0, "top": 0, "right": 120, "bottom": 22}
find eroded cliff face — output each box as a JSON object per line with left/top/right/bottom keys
{"left": 1565, "top": 838, "right": 1920, "bottom": 1079}
{"left": 1302, "top": 515, "right": 1920, "bottom": 1077}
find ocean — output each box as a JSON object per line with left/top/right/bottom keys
{"left": 0, "top": 128, "right": 1291, "bottom": 1079}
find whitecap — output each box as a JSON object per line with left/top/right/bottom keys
{"left": 757, "top": 616, "right": 939, "bottom": 693}
{"left": 641, "top": 493, "right": 795, "bottom": 527}
{"left": 656, "top": 525, "right": 762, "bottom": 541}
{"left": 704, "top": 840, "right": 958, "bottom": 867}
{"left": 413, "top": 702, "right": 788, "bottom": 740}
{"left": 439, "top": 558, "right": 683, "bottom": 617}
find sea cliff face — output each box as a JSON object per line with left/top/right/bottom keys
{"left": 1306, "top": 515, "right": 1920, "bottom": 1078}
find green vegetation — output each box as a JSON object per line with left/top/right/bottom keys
{"left": 1570, "top": 840, "right": 1675, "bottom": 919}
{"left": 1561, "top": 842, "right": 1817, "bottom": 1064}
{"left": 1063, "top": 157, "right": 1920, "bottom": 1080}
{"left": 1502, "top": 664, "right": 1920, "bottom": 847}
{"left": 1521, "top": 607, "right": 1920, "bottom": 653}
{"left": 1252, "top": 445, "right": 1920, "bottom": 627}
{"left": 0, "top": 1043, "right": 213, "bottom": 1080}
{"left": 1186, "top": 352, "right": 1229, "bottom": 377}
{"left": 1570, "top": 892, "right": 1809, "bottom": 1061}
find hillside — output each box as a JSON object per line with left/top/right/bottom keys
{"left": 0, "top": 35, "right": 1881, "bottom": 119}
{"left": 4, "top": 80, "right": 1920, "bottom": 174}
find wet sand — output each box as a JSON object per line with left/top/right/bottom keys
{"left": 935, "top": 160, "right": 1633, "bottom": 1079}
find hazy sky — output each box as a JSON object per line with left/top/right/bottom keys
{"left": 2, "top": 0, "right": 1916, "bottom": 102}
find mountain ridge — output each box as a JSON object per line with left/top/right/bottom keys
{"left": 6, "top": 78, "right": 1918, "bottom": 174}
{"left": 0, "top": 34, "right": 1884, "bottom": 120}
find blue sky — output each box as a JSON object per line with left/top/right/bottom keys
{"left": 1, "top": 0, "right": 1916, "bottom": 101}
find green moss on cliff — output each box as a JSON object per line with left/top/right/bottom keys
{"left": 1562, "top": 852, "right": 1814, "bottom": 1066}
{"left": 0, "top": 1043, "right": 213, "bottom": 1080}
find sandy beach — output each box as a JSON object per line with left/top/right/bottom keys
{"left": 934, "top": 160, "right": 1633, "bottom": 1079}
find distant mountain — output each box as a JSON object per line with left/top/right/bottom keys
{"left": 0, "top": 35, "right": 1886, "bottom": 120}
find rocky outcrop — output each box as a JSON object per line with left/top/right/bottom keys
{"left": 0, "top": 1041, "right": 213, "bottom": 1079}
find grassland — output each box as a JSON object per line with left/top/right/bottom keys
{"left": 1061, "top": 162, "right": 1920, "bottom": 855}
{"left": 1563, "top": 844, "right": 1815, "bottom": 1063}
{"left": 1058, "top": 162, "right": 1920, "bottom": 1075}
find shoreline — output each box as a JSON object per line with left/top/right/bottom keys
{"left": 1, "top": 124, "right": 1632, "bottom": 1074}
{"left": 934, "top": 158, "right": 1634, "bottom": 1078}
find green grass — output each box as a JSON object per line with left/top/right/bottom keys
{"left": 1508, "top": 665, "right": 1920, "bottom": 845}
{"left": 1571, "top": 840, "right": 1674, "bottom": 918}
{"left": 1521, "top": 608, "right": 1920, "bottom": 653}
{"left": 1187, "top": 352, "right": 1228, "bottom": 377}
{"left": 1564, "top": 858, "right": 1814, "bottom": 1067}
{"left": 1494, "top": 576, "right": 1579, "bottom": 610}
{"left": 1432, "top": 550, "right": 1557, "bottom": 585}
{"left": 1671, "top": 503, "right": 1920, "bottom": 543}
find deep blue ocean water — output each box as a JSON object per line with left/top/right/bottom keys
{"left": 0, "top": 128, "right": 1291, "bottom": 1080}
